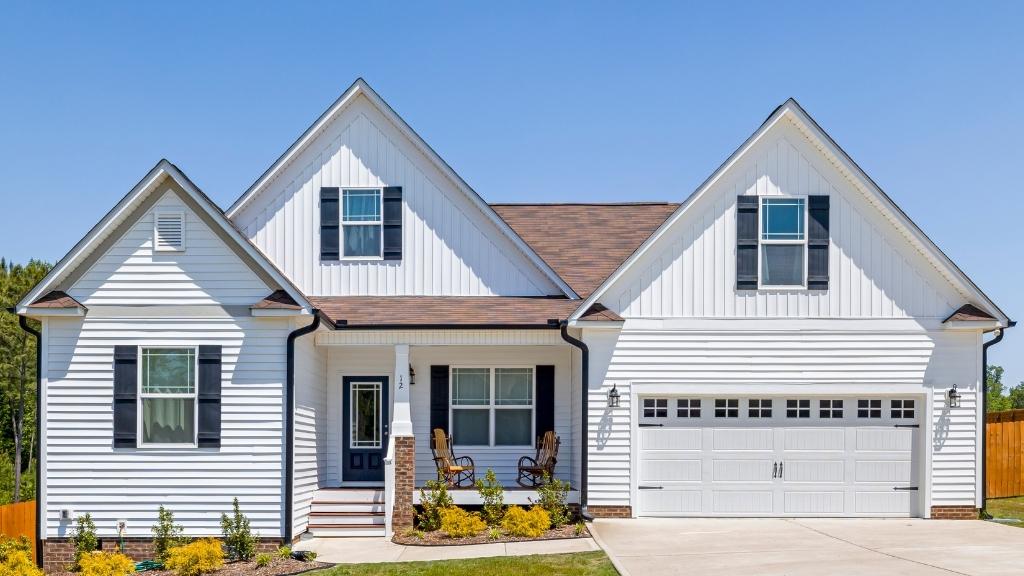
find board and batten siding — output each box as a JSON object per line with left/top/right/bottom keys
{"left": 603, "top": 118, "right": 963, "bottom": 320}
{"left": 583, "top": 325, "right": 981, "bottom": 511}
{"left": 231, "top": 94, "right": 559, "bottom": 297}
{"left": 292, "top": 326, "right": 328, "bottom": 536}
{"left": 69, "top": 189, "right": 272, "bottom": 307}
{"left": 43, "top": 314, "right": 292, "bottom": 538}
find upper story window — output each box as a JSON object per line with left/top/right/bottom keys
{"left": 759, "top": 197, "right": 805, "bottom": 288}
{"left": 140, "top": 347, "right": 197, "bottom": 446}
{"left": 342, "top": 189, "right": 382, "bottom": 258}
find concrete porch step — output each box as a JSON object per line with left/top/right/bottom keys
{"left": 307, "top": 524, "right": 387, "bottom": 538}
{"left": 309, "top": 511, "right": 384, "bottom": 525}
{"left": 313, "top": 488, "right": 384, "bottom": 503}
{"left": 309, "top": 487, "right": 388, "bottom": 537}
{"left": 310, "top": 502, "right": 386, "bottom": 514}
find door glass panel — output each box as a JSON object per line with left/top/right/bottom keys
{"left": 350, "top": 382, "right": 381, "bottom": 449}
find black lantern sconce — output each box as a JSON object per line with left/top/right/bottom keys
{"left": 947, "top": 384, "right": 961, "bottom": 408}
{"left": 409, "top": 365, "right": 416, "bottom": 386}
{"left": 607, "top": 383, "right": 621, "bottom": 408}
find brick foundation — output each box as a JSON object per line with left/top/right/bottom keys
{"left": 392, "top": 435, "right": 416, "bottom": 531}
{"left": 587, "top": 505, "right": 632, "bottom": 518}
{"left": 930, "top": 506, "right": 979, "bottom": 519}
{"left": 42, "top": 537, "right": 283, "bottom": 572}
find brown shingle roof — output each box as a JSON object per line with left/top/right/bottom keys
{"left": 492, "top": 203, "right": 679, "bottom": 298}
{"left": 252, "top": 290, "right": 302, "bottom": 310}
{"left": 29, "top": 291, "right": 85, "bottom": 309}
{"left": 309, "top": 296, "right": 620, "bottom": 327}
{"left": 943, "top": 304, "right": 996, "bottom": 322}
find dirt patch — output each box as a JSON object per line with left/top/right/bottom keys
{"left": 392, "top": 523, "right": 588, "bottom": 546}
{"left": 48, "top": 557, "right": 329, "bottom": 575}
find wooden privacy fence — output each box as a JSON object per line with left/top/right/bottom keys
{"left": 987, "top": 409, "right": 1024, "bottom": 499}
{"left": 0, "top": 501, "right": 35, "bottom": 562}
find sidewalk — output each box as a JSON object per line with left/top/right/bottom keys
{"left": 294, "top": 536, "right": 600, "bottom": 564}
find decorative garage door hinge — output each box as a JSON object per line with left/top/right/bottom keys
{"left": 893, "top": 486, "right": 919, "bottom": 491}
{"left": 638, "top": 485, "right": 664, "bottom": 490}
{"left": 638, "top": 423, "right": 664, "bottom": 427}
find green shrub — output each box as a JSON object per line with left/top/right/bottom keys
{"left": 574, "top": 521, "right": 586, "bottom": 536}
{"left": 0, "top": 536, "right": 41, "bottom": 576}
{"left": 164, "top": 539, "right": 224, "bottom": 576}
{"left": 152, "top": 505, "right": 188, "bottom": 563}
{"left": 439, "top": 507, "right": 486, "bottom": 538}
{"left": 255, "top": 553, "right": 272, "bottom": 568}
{"left": 474, "top": 469, "right": 505, "bottom": 525}
{"left": 488, "top": 527, "right": 502, "bottom": 540}
{"left": 71, "top": 512, "right": 98, "bottom": 570}
{"left": 401, "top": 528, "right": 424, "bottom": 540}
{"left": 501, "top": 505, "right": 549, "bottom": 538}
{"left": 220, "top": 497, "right": 257, "bottom": 561}
{"left": 78, "top": 551, "right": 136, "bottom": 576}
{"left": 533, "top": 473, "right": 572, "bottom": 528}
{"left": 415, "top": 480, "right": 453, "bottom": 531}
{"left": 276, "top": 545, "right": 292, "bottom": 559}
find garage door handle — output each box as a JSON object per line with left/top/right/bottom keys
{"left": 638, "top": 485, "right": 663, "bottom": 490}
{"left": 772, "top": 462, "right": 778, "bottom": 478}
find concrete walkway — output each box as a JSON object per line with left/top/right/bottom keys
{"left": 590, "top": 518, "right": 1024, "bottom": 576}
{"left": 294, "top": 536, "right": 600, "bottom": 564}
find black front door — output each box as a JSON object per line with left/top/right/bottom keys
{"left": 342, "top": 376, "right": 389, "bottom": 482}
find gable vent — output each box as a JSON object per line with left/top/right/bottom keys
{"left": 154, "top": 212, "right": 185, "bottom": 251}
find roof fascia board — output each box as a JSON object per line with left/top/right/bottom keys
{"left": 225, "top": 79, "right": 578, "bottom": 299}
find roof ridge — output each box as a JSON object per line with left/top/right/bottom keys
{"left": 491, "top": 201, "right": 679, "bottom": 206}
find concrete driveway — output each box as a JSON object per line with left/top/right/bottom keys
{"left": 590, "top": 518, "right": 1024, "bottom": 576}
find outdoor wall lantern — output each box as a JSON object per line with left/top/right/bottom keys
{"left": 948, "top": 384, "right": 962, "bottom": 408}
{"left": 409, "top": 365, "right": 416, "bottom": 386}
{"left": 607, "top": 383, "right": 621, "bottom": 408}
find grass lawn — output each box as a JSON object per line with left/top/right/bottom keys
{"left": 986, "top": 496, "right": 1024, "bottom": 527}
{"left": 307, "top": 551, "right": 618, "bottom": 576}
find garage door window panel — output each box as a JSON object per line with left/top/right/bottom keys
{"left": 819, "top": 399, "right": 843, "bottom": 419}
{"left": 858, "top": 399, "right": 882, "bottom": 419}
{"left": 787, "top": 399, "right": 810, "bottom": 419}
{"left": 644, "top": 398, "right": 668, "bottom": 418}
{"left": 891, "top": 399, "right": 915, "bottom": 419}
{"left": 715, "top": 399, "right": 739, "bottom": 418}
{"left": 677, "top": 398, "right": 701, "bottom": 418}
{"left": 749, "top": 398, "right": 772, "bottom": 418}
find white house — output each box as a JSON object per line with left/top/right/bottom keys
{"left": 16, "top": 79, "right": 1010, "bottom": 568}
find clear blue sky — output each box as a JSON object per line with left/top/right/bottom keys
{"left": 1, "top": 2, "right": 1021, "bottom": 385}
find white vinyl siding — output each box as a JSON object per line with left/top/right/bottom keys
{"left": 232, "top": 94, "right": 560, "bottom": 297}
{"left": 292, "top": 325, "right": 328, "bottom": 537}
{"left": 69, "top": 190, "right": 271, "bottom": 306}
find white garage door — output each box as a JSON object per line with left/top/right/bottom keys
{"left": 637, "top": 396, "right": 921, "bottom": 517}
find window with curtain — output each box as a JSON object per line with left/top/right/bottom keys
{"left": 760, "top": 197, "right": 806, "bottom": 287}
{"left": 451, "top": 367, "right": 534, "bottom": 447}
{"left": 140, "top": 347, "right": 196, "bottom": 446}
{"left": 342, "top": 189, "right": 382, "bottom": 258}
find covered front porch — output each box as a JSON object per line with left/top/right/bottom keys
{"left": 293, "top": 327, "right": 585, "bottom": 538}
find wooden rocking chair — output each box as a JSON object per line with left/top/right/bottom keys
{"left": 517, "top": 431, "right": 560, "bottom": 487}
{"left": 430, "top": 428, "right": 475, "bottom": 487}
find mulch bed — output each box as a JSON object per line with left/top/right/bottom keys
{"left": 48, "top": 557, "right": 329, "bottom": 576}
{"left": 392, "top": 523, "right": 589, "bottom": 546}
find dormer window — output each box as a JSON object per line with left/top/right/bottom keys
{"left": 342, "top": 189, "right": 382, "bottom": 258}
{"left": 759, "top": 197, "right": 805, "bottom": 288}
{"left": 154, "top": 212, "right": 185, "bottom": 252}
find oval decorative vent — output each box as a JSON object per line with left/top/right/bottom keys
{"left": 155, "top": 212, "right": 185, "bottom": 251}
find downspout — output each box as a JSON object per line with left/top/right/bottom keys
{"left": 10, "top": 311, "right": 42, "bottom": 567}
{"left": 283, "top": 310, "right": 322, "bottom": 544}
{"left": 981, "top": 320, "right": 1014, "bottom": 508}
{"left": 559, "top": 322, "right": 593, "bottom": 521}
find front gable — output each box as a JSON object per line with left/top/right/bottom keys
{"left": 584, "top": 102, "right": 1006, "bottom": 323}
{"left": 228, "top": 80, "right": 571, "bottom": 297}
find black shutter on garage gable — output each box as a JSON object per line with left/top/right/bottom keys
{"left": 320, "top": 187, "right": 340, "bottom": 261}
{"left": 736, "top": 196, "right": 759, "bottom": 290}
{"left": 807, "top": 195, "right": 830, "bottom": 290}
{"left": 196, "top": 345, "right": 222, "bottom": 448}
{"left": 535, "top": 365, "right": 555, "bottom": 446}
{"left": 112, "top": 346, "right": 138, "bottom": 448}
{"left": 382, "top": 186, "right": 403, "bottom": 260}
{"left": 430, "top": 365, "right": 449, "bottom": 440}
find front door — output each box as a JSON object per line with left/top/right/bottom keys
{"left": 342, "top": 376, "right": 389, "bottom": 482}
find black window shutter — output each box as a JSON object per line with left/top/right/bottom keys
{"left": 320, "top": 187, "right": 340, "bottom": 261}
{"left": 382, "top": 186, "right": 403, "bottom": 260}
{"left": 197, "top": 345, "right": 222, "bottom": 448}
{"left": 535, "top": 365, "right": 555, "bottom": 445}
{"left": 430, "top": 365, "right": 449, "bottom": 437}
{"left": 807, "top": 195, "right": 830, "bottom": 290}
{"left": 736, "top": 196, "right": 759, "bottom": 290}
{"left": 112, "top": 346, "right": 138, "bottom": 448}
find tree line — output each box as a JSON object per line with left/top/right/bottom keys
{"left": 986, "top": 365, "right": 1024, "bottom": 412}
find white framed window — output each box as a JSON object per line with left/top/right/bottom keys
{"left": 786, "top": 399, "right": 810, "bottom": 418}
{"left": 715, "top": 398, "right": 739, "bottom": 418}
{"left": 677, "top": 398, "right": 701, "bottom": 418}
{"left": 748, "top": 398, "right": 772, "bottom": 418}
{"left": 759, "top": 197, "right": 806, "bottom": 288}
{"left": 643, "top": 398, "right": 668, "bottom": 418}
{"left": 450, "top": 367, "right": 534, "bottom": 447}
{"left": 154, "top": 211, "right": 185, "bottom": 252}
{"left": 891, "top": 399, "right": 915, "bottom": 419}
{"left": 858, "top": 399, "right": 882, "bottom": 419}
{"left": 342, "top": 188, "right": 382, "bottom": 258}
{"left": 139, "top": 347, "right": 197, "bottom": 447}
{"left": 819, "top": 399, "right": 843, "bottom": 419}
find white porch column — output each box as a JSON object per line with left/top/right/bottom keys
{"left": 392, "top": 344, "right": 413, "bottom": 436}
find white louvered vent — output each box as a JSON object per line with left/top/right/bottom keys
{"left": 154, "top": 212, "right": 185, "bottom": 251}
